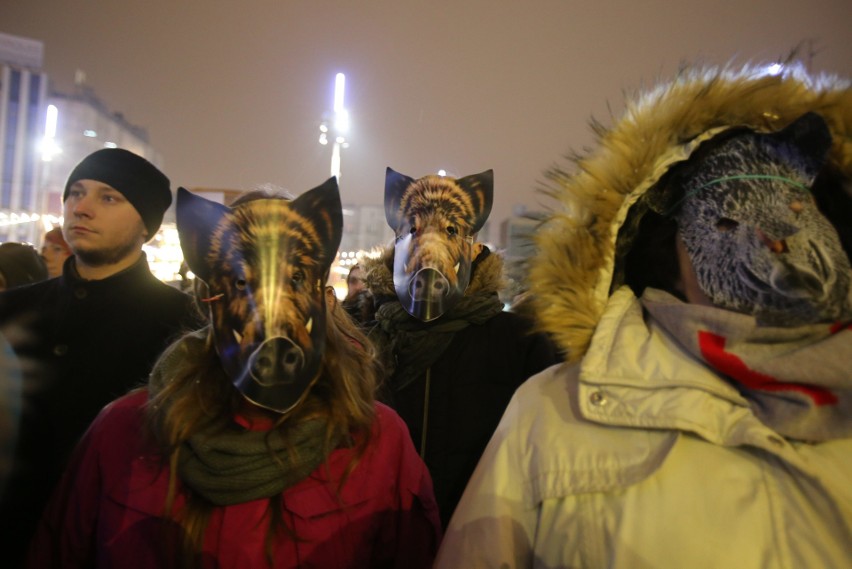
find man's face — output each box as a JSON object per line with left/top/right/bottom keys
{"left": 347, "top": 267, "right": 365, "bottom": 296}
{"left": 62, "top": 179, "right": 147, "bottom": 267}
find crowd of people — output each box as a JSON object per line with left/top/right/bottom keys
{"left": 0, "top": 59, "right": 850, "bottom": 568}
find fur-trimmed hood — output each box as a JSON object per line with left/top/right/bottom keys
{"left": 529, "top": 61, "right": 852, "bottom": 363}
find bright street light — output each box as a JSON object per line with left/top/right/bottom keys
{"left": 40, "top": 104, "right": 61, "bottom": 161}
{"left": 318, "top": 72, "right": 350, "bottom": 180}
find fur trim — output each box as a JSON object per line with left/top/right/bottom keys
{"left": 530, "top": 61, "right": 852, "bottom": 362}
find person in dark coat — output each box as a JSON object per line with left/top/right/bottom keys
{"left": 0, "top": 243, "right": 48, "bottom": 291}
{"left": 0, "top": 148, "right": 202, "bottom": 566}
{"left": 365, "top": 168, "right": 560, "bottom": 527}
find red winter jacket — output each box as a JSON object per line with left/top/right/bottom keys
{"left": 27, "top": 390, "right": 441, "bottom": 568}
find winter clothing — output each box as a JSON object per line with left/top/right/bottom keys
{"left": 528, "top": 63, "right": 852, "bottom": 363}
{"left": 365, "top": 246, "right": 560, "bottom": 527}
{"left": 436, "top": 62, "right": 852, "bottom": 568}
{"left": 0, "top": 242, "right": 48, "bottom": 289}
{"left": 150, "top": 330, "right": 338, "bottom": 507}
{"left": 641, "top": 288, "right": 852, "bottom": 441}
{"left": 435, "top": 288, "right": 852, "bottom": 568}
{"left": 64, "top": 148, "right": 172, "bottom": 237}
{"left": 0, "top": 254, "right": 200, "bottom": 566}
{"left": 27, "top": 389, "right": 442, "bottom": 569}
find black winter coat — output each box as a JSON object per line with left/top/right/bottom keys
{"left": 390, "top": 310, "right": 558, "bottom": 528}
{"left": 366, "top": 248, "right": 560, "bottom": 528}
{"left": 0, "top": 254, "right": 201, "bottom": 565}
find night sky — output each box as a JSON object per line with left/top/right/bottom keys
{"left": 2, "top": 0, "right": 850, "bottom": 231}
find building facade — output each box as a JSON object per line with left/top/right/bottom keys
{"left": 0, "top": 32, "right": 48, "bottom": 243}
{"left": 0, "top": 32, "right": 163, "bottom": 246}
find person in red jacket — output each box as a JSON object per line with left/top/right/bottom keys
{"left": 28, "top": 179, "right": 441, "bottom": 568}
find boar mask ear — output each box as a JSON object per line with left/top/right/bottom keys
{"left": 384, "top": 167, "right": 416, "bottom": 233}
{"left": 769, "top": 112, "right": 832, "bottom": 179}
{"left": 456, "top": 169, "right": 494, "bottom": 234}
{"left": 290, "top": 177, "right": 344, "bottom": 271}
{"left": 176, "top": 187, "right": 229, "bottom": 284}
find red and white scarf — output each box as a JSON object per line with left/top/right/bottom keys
{"left": 642, "top": 289, "right": 852, "bottom": 442}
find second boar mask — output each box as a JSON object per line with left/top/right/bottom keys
{"left": 384, "top": 168, "right": 493, "bottom": 322}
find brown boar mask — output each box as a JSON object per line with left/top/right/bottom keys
{"left": 177, "top": 178, "right": 343, "bottom": 413}
{"left": 385, "top": 168, "right": 493, "bottom": 321}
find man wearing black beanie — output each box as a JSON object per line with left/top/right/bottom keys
{"left": 0, "top": 148, "right": 203, "bottom": 566}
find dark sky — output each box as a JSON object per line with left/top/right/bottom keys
{"left": 2, "top": 0, "right": 850, "bottom": 230}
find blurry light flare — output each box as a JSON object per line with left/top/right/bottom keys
{"left": 332, "top": 284, "right": 347, "bottom": 300}
{"left": 44, "top": 105, "right": 58, "bottom": 138}
{"left": 766, "top": 63, "right": 784, "bottom": 75}
{"left": 0, "top": 211, "right": 54, "bottom": 228}
{"left": 438, "top": 169, "right": 447, "bottom": 176}
{"left": 104, "top": 141, "right": 117, "bottom": 148}
{"left": 41, "top": 105, "right": 61, "bottom": 161}
{"left": 333, "top": 73, "right": 346, "bottom": 113}
{"left": 40, "top": 138, "right": 61, "bottom": 162}
{"left": 83, "top": 129, "right": 97, "bottom": 137}
{"left": 319, "top": 124, "right": 328, "bottom": 133}
{"left": 331, "top": 143, "right": 341, "bottom": 179}
{"left": 334, "top": 110, "right": 349, "bottom": 134}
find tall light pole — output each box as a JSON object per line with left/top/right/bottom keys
{"left": 318, "top": 73, "right": 349, "bottom": 180}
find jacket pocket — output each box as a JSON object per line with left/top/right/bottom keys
{"left": 283, "top": 476, "right": 386, "bottom": 566}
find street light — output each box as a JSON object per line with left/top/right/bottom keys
{"left": 319, "top": 73, "right": 350, "bottom": 180}
{"left": 40, "top": 104, "right": 61, "bottom": 161}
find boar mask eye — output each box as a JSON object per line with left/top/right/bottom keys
{"left": 715, "top": 217, "right": 739, "bottom": 232}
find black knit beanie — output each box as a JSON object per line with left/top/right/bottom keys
{"left": 63, "top": 148, "right": 172, "bottom": 238}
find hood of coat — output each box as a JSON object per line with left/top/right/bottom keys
{"left": 529, "top": 61, "right": 852, "bottom": 363}
{"left": 363, "top": 242, "right": 506, "bottom": 304}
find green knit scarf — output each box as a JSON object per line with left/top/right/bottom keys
{"left": 372, "top": 291, "right": 505, "bottom": 392}
{"left": 150, "top": 329, "right": 336, "bottom": 506}
{"left": 178, "top": 417, "right": 331, "bottom": 506}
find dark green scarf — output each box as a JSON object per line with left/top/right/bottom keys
{"left": 150, "top": 329, "right": 336, "bottom": 506}
{"left": 178, "top": 417, "right": 330, "bottom": 506}
{"left": 372, "top": 291, "right": 505, "bottom": 392}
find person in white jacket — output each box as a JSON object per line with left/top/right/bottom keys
{"left": 435, "top": 60, "right": 852, "bottom": 569}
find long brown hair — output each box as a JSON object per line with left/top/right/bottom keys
{"left": 145, "top": 286, "right": 380, "bottom": 566}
